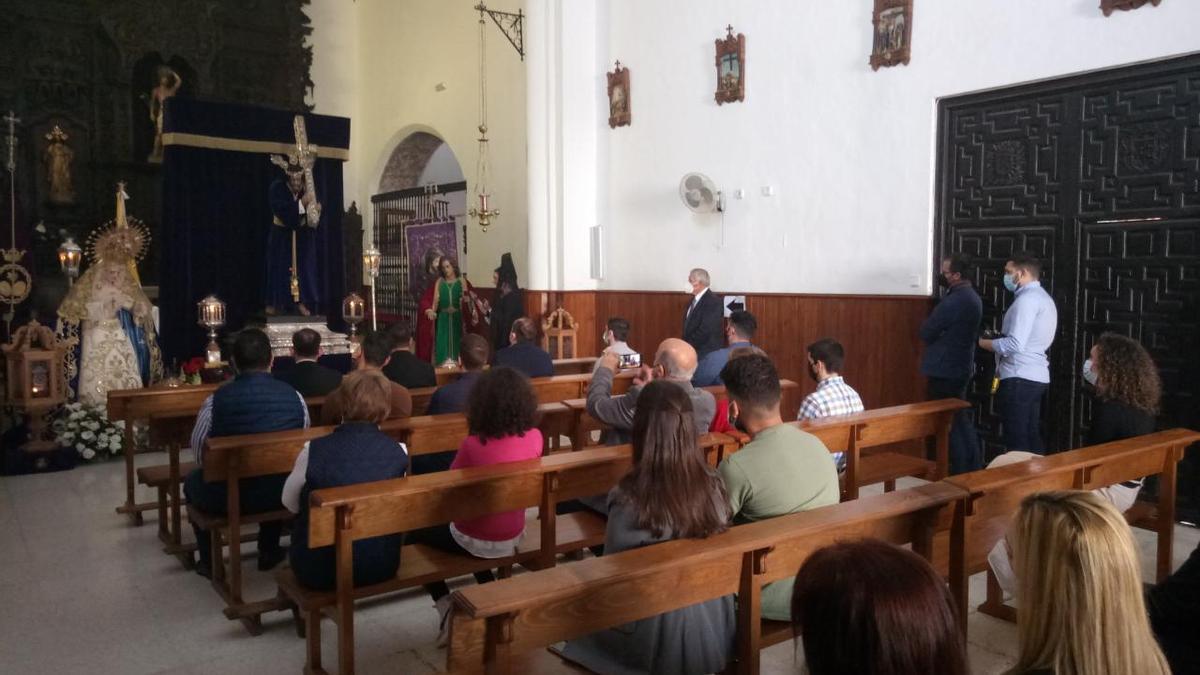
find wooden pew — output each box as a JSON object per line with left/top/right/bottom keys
{"left": 800, "top": 398, "right": 969, "bottom": 500}
{"left": 446, "top": 481, "right": 967, "bottom": 675}
{"left": 285, "top": 433, "right": 739, "bottom": 675}
{"left": 114, "top": 371, "right": 626, "bottom": 526}
{"left": 132, "top": 395, "right": 326, "bottom": 564}
{"left": 563, "top": 379, "right": 801, "bottom": 451}
{"left": 933, "top": 428, "right": 1200, "bottom": 627}
{"left": 434, "top": 357, "right": 598, "bottom": 384}
{"left": 566, "top": 396, "right": 964, "bottom": 498}
{"left": 187, "top": 406, "right": 648, "bottom": 629}
{"left": 109, "top": 383, "right": 219, "bottom": 524}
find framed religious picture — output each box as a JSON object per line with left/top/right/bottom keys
{"left": 1100, "top": 0, "right": 1161, "bottom": 16}
{"left": 607, "top": 61, "right": 631, "bottom": 128}
{"left": 870, "top": 0, "right": 913, "bottom": 71}
{"left": 714, "top": 25, "right": 745, "bottom": 105}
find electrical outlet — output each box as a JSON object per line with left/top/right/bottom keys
{"left": 761, "top": 185, "right": 775, "bottom": 197}
{"left": 734, "top": 188, "right": 745, "bottom": 199}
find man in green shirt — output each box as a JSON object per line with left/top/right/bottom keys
{"left": 717, "top": 354, "right": 840, "bottom": 620}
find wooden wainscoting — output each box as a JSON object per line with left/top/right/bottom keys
{"left": 522, "top": 290, "right": 932, "bottom": 411}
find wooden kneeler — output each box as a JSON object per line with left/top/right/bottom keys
{"left": 932, "top": 427, "right": 1200, "bottom": 626}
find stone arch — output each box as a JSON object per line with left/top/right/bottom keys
{"left": 377, "top": 130, "right": 464, "bottom": 193}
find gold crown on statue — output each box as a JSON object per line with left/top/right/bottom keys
{"left": 1, "top": 248, "right": 25, "bottom": 263}
{"left": 88, "top": 182, "right": 151, "bottom": 263}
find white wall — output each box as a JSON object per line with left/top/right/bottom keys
{"left": 350, "top": 0, "right": 528, "bottom": 284}
{"left": 306, "top": 0, "right": 360, "bottom": 203}
{"left": 567, "top": 0, "right": 1200, "bottom": 294}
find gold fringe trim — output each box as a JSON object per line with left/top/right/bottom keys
{"left": 161, "top": 132, "right": 349, "bottom": 160}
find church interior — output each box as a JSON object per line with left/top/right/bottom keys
{"left": 2, "top": 1, "right": 1199, "bottom": 673}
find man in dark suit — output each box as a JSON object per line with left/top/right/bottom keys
{"left": 275, "top": 328, "right": 343, "bottom": 397}
{"left": 682, "top": 268, "right": 724, "bottom": 358}
{"left": 920, "top": 252, "right": 983, "bottom": 474}
{"left": 382, "top": 321, "right": 437, "bottom": 389}
{"left": 494, "top": 317, "right": 554, "bottom": 378}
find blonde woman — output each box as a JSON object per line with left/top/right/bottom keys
{"left": 1006, "top": 490, "right": 1170, "bottom": 675}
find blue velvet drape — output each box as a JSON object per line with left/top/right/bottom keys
{"left": 159, "top": 99, "right": 349, "bottom": 363}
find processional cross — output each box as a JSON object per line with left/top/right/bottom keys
{"left": 270, "top": 115, "right": 323, "bottom": 304}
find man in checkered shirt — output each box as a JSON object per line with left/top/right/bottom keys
{"left": 797, "top": 338, "right": 863, "bottom": 470}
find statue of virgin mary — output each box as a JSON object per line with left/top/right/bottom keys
{"left": 56, "top": 184, "right": 162, "bottom": 405}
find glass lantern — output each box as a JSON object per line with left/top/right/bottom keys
{"left": 197, "top": 295, "right": 226, "bottom": 365}
{"left": 342, "top": 292, "right": 365, "bottom": 339}
{"left": 57, "top": 237, "right": 82, "bottom": 286}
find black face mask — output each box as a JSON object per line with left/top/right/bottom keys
{"left": 936, "top": 274, "right": 950, "bottom": 289}
{"left": 727, "top": 405, "right": 748, "bottom": 434}
{"left": 807, "top": 364, "right": 819, "bottom": 382}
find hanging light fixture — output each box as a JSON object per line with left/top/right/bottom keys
{"left": 57, "top": 237, "right": 82, "bottom": 286}
{"left": 468, "top": 5, "right": 500, "bottom": 232}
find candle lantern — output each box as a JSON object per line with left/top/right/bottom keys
{"left": 57, "top": 238, "right": 82, "bottom": 286}
{"left": 2, "top": 320, "right": 69, "bottom": 461}
{"left": 363, "top": 247, "right": 382, "bottom": 331}
{"left": 342, "top": 292, "right": 365, "bottom": 339}
{"left": 197, "top": 294, "right": 226, "bottom": 365}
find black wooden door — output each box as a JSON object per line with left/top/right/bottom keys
{"left": 936, "top": 53, "right": 1200, "bottom": 514}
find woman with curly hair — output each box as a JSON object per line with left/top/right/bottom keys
{"left": 1084, "top": 332, "right": 1161, "bottom": 445}
{"left": 411, "top": 366, "right": 543, "bottom": 644}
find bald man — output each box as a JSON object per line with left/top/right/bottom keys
{"left": 587, "top": 337, "right": 717, "bottom": 445}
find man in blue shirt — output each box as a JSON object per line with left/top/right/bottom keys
{"left": 920, "top": 253, "right": 983, "bottom": 473}
{"left": 692, "top": 310, "right": 757, "bottom": 387}
{"left": 493, "top": 317, "right": 554, "bottom": 378}
{"left": 979, "top": 252, "right": 1058, "bottom": 454}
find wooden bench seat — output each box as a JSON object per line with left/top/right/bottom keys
{"left": 275, "top": 511, "right": 607, "bottom": 613}
{"left": 446, "top": 482, "right": 967, "bottom": 675}
{"left": 932, "top": 427, "right": 1200, "bottom": 627}
{"left": 290, "top": 436, "right": 737, "bottom": 674}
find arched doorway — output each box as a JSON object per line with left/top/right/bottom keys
{"left": 372, "top": 131, "right": 467, "bottom": 324}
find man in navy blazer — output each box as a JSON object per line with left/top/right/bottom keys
{"left": 494, "top": 317, "right": 554, "bottom": 378}
{"left": 920, "top": 253, "right": 983, "bottom": 473}
{"left": 682, "top": 268, "right": 724, "bottom": 358}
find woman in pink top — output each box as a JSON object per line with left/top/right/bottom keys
{"left": 410, "top": 366, "right": 543, "bottom": 644}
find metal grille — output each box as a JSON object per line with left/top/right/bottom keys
{"left": 370, "top": 186, "right": 455, "bottom": 321}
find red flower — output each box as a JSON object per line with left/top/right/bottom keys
{"left": 182, "top": 357, "right": 205, "bottom": 376}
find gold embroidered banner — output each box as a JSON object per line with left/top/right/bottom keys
{"left": 161, "top": 131, "right": 349, "bottom": 160}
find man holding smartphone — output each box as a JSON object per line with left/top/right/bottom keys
{"left": 593, "top": 317, "right": 637, "bottom": 374}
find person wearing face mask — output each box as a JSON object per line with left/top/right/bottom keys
{"left": 798, "top": 338, "right": 864, "bottom": 470}
{"left": 593, "top": 317, "right": 636, "bottom": 374}
{"left": 978, "top": 252, "right": 1058, "bottom": 454}
{"left": 1084, "top": 332, "right": 1160, "bottom": 446}
{"left": 681, "top": 268, "right": 725, "bottom": 358}
{"left": 716, "top": 353, "right": 838, "bottom": 620}
{"left": 919, "top": 253, "right": 983, "bottom": 474}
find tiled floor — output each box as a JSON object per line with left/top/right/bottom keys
{"left": 1, "top": 452, "right": 1195, "bottom": 674}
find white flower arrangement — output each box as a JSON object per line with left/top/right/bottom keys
{"left": 53, "top": 403, "right": 126, "bottom": 462}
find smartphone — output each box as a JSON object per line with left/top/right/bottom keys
{"left": 618, "top": 352, "right": 642, "bottom": 369}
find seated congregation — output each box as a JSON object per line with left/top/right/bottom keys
{"left": 147, "top": 286, "right": 1198, "bottom": 675}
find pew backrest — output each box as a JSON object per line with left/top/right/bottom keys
{"left": 446, "top": 481, "right": 967, "bottom": 673}
{"left": 937, "top": 428, "right": 1200, "bottom": 575}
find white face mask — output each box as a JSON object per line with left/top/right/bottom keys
{"left": 687, "top": 282, "right": 697, "bottom": 294}
{"left": 1082, "top": 358, "right": 1098, "bottom": 386}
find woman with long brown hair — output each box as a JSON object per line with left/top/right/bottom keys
{"left": 559, "top": 380, "right": 735, "bottom": 674}
{"left": 1007, "top": 490, "right": 1170, "bottom": 675}
{"left": 791, "top": 539, "right": 969, "bottom": 675}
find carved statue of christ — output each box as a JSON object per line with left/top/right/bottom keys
{"left": 265, "top": 164, "right": 319, "bottom": 316}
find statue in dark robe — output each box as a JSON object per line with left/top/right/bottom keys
{"left": 265, "top": 166, "right": 319, "bottom": 316}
